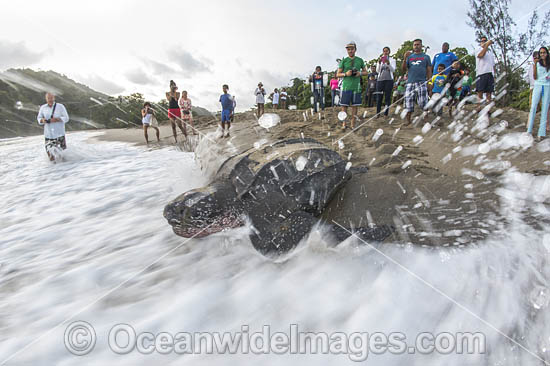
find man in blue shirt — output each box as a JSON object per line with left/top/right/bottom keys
{"left": 402, "top": 38, "right": 432, "bottom": 125}
{"left": 219, "top": 84, "right": 234, "bottom": 138}
{"left": 431, "top": 42, "right": 458, "bottom": 76}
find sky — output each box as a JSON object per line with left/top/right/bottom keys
{"left": 1, "top": 0, "right": 547, "bottom": 112}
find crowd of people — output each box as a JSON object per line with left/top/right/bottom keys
{"left": 35, "top": 37, "right": 550, "bottom": 161}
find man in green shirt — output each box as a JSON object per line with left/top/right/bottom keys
{"left": 337, "top": 41, "right": 367, "bottom": 130}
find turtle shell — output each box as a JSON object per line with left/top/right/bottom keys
{"left": 215, "top": 138, "right": 351, "bottom": 215}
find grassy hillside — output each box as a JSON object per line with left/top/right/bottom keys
{"left": 0, "top": 69, "right": 212, "bottom": 138}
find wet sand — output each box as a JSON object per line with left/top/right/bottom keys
{"left": 91, "top": 104, "right": 550, "bottom": 246}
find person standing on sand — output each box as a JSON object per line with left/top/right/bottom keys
{"left": 432, "top": 42, "right": 458, "bottom": 76}
{"left": 460, "top": 69, "right": 473, "bottom": 100}
{"left": 179, "top": 90, "right": 196, "bottom": 135}
{"left": 330, "top": 77, "right": 339, "bottom": 107}
{"left": 280, "top": 88, "right": 288, "bottom": 109}
{"left": 37, "top": 92, "right": 69, "bottom": 161}
{"left": 255, "top": 82, "right": 266, "bottom": 118}
{"left": 272, "top": 88, "right": 280, "bottom": 109}
{"left": 310, "top": 66, "right": 325, "bottom": 113}
{"left": 166, "top": 80, "right": 186, "bottom": 142}
{"left": 219, "top": 84, "right": 234, "bottom": 138}
{"left": 376, "top": 46, "right": 396, "bottom": 117}
{"left": 141, "top": 102, "right": 160, "bottom": 144}
{"left": 475, "top": 36, "right": 495, "bottom": 112}
{"left": 527, "top": 47, "right": 550, "bottom": 142}
{"left": 337, "top": 41, "right": 367, "bottom": 130}
{"left": 402, "top": 39, "right": 432, "bottom": 125}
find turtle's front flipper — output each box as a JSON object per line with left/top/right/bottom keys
{"left": 249, "top": 210, "right": 317, "bottom": 255}
{"left": 329, "top": 224, "right": 395, "bottom": 243}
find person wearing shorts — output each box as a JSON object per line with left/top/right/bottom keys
{"left": 255, "top": 82, "right": 266, "bottom": 118}
{"left": 475, "top": 36, "right": 495, "bottom": 112}
{"left": 219, "top": 84, "right": 234, "bottom": 138}
{"left": 141, "top": 102, "right": 160, "bottom": 144}
{"left": 166, "top": 80, "right": 186, "bottom": 142}
{"left": 337, "top": 41, "right": 366, "bottom": 130}
{"left": 37, "top": 92, "right": 69, "bottom": 161}
{"left": 179, "top": 90, "right": 196, "bottom": 135}
{"left": 402, "top": 39, "right": 432, "bottom": 125}
{"left": 280, "top": 88, "right": 288, "bottom": 109}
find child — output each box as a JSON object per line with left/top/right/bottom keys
{"left": 367, "top": 75, "right": 377, "bottom": 107}
{"left": 428, "top": 64, "right": 447, "bottom": 115}
{"left": 460, "top": 69, "right": 473, "bottom": 100}
{"left": 219, "top": 84, "right": 234, "bottom": 138}
{"left": 448, "top": 61, "right": 464, "bottom": 117}
{"left": 429, "top": 64, "right": 447, "bottom": 97}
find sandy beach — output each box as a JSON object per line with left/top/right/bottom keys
{"left": 91, "top": 104, "right": 548, "bottom": 246}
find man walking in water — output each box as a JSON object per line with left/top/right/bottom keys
{"left": 37, "top": 92, "right": 69, "bottom": 161}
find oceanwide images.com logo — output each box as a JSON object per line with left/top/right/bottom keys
{"left": 64, "top": 322, "right": 486, "bottom": 361}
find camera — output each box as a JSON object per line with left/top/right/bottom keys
{"left": 351, "top": 68, "right": 358, "bottom": 76}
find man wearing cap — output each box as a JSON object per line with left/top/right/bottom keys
{"left": 254, "top": 82, "right": 266, "bottom": 118}
{"left": 37, "top": 92, "right": 69, "bottom": 161}
{"left": 336, "top": 41, "right": 367, "bottom": 130}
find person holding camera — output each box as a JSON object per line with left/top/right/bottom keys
{"left": 37, "top": 92, "right": 69, "bottom": 161}
{"left": 376, "top": 46, "right": 396, "bottom": 117}
{"left": 475, "top": 36, "right": 495, "bottom": 111}
{"left": 179, "top": 90, "right": 196, "bottom": 135}
{"left": 255, "top": 82, "right": 266, "bottom": 118}
{"left": 141, "top": 102, "right": 160, "bottom": 144}
{"left": 309, "top": 66, "right": 325, "bottom": 113}
{"left": 336, "top": 41, "right": 367, "bottom": 130}
{"left": 402, "top": 39, "right": 432, "bottom": 125}
{"left": 527, "top": 46, "right": 550, "bottom": 141}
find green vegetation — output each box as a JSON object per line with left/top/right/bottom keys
{"left": 0, "top": 69, "right": 210, "bottom": 138}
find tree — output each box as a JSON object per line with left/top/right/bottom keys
{"left": 392, "top": 40, "right": 414, "bottom": 79}
{"left": 466, "top": 0, "right": 550, "bottom": 102}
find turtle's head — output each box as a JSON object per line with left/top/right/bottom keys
{"left": 163, "top": 185, "right": 244, "bottom": 238}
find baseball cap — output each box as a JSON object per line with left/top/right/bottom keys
{"left": 346, "top": 42, "right": 357, "bottom": 49}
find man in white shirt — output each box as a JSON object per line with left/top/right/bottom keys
{"left": 475, "top": 36, "right": 495, "bottom": 109}
{"left": 37, "top": 92, "right": 69, "bottom": 161}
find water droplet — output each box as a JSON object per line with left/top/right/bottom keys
{"left": 421, "top": 123, "right": 431, "bottom": 134}
{"left": 519, "top": 133, "right": 534, "bottom": 149}
{"left": 363, "top": 111, "right": 367, "bottom": 118}
{"left": 391, "top": 146, "right": 403, "bottom": 157}
{"left": 478, "top": 143, "right": 491, "bottom": 154}
{"left": 338, "top": 140, "right": 345, "bottom": 150}
{"left": 258, "top": 113, "right": 281, "bottom": 129}
{"left": 295, "top": 156, "right": 308, "bottom": 171}
{"left": 401, "top": 160, "right": 412, "bottom": 169}
{"left": 15, "top": 101, "right": 23, "bottom": 110}
{"left": 400, "top": 109, "right": 408, "bottom": 120}
{"left": 372, "top": 129, "right": 384, "bottom": 142}
{"left": 347, "top": 153, "right": 352, "bottom": 160}
{"left": 530, "top": 286, "right": 550, "bottom": 310}
{"left": 412, "top": 135, "right": 424, "bottom": 145}
{"left": 337, "top": 111, "right": 347, "bottom": 121}
{"left": 345, "top": 162, "right": 352, "bottom": 171}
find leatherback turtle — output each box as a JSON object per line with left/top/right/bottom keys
{"left": 164, "top": 138, "right": 392, "bottom": 254}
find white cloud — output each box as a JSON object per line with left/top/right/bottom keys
{"left": 0, "top": 40, "right": 48, "bottom": 69}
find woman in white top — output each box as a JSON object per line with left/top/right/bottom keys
{"left": 376, "top": 46, "right": 396, "bottom": 117}
{"left": 141, "top": 102, "right": 160, "bottom": 144}
{"left": 255, "top": 82, "right": 266, "bottom": 118}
